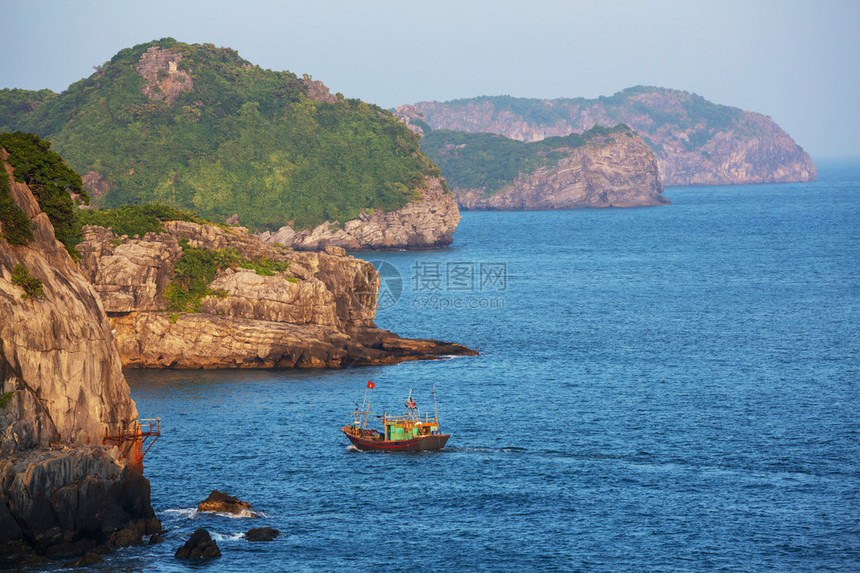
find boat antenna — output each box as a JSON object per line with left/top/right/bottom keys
{"left": 433, "top": 386, "right": 439, "bottom": 425}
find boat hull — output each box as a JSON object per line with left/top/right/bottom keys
{"left": 344, "top": 432, "right": 450, "bottom": 452}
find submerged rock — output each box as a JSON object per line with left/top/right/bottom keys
{"left": 66, "top": 552, "right": 104, "bottom": 567}
{"left": 198, "top": 490, "right": 261, "bottom": 517}
{"left": 245, "top": 527, "right": 280, "bottom": 542}
{"left": 174, "top": 528, "right": 221, "bottom": 559}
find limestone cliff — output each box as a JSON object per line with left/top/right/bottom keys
{"left": 398, "top": 87, "right": 816, "bottom": 187}
{"left": 76, "top": 219, "right": 475, "bottom": 369}
{"left": 0, "top": 153, "right": 159, "bottom": 560}
{"left": 258, "top": 176, "right": 460, "bottom": 250}
{"left": 434, "top": 128, "right": 667, "bottom": 210}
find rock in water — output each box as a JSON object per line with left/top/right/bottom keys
{"left": 245, "top": 527, "right": 280, "bottom": 542}
{"left": 174, "top": 528, "right": 221, "bottom": 559}
{"left": 198, "top": 490, "right": 261, "bottom": 517}
{"left": 149, "top": 533, "right": 164, "bottom": 545}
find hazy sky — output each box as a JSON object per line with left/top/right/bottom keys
{"left": 2, "top": 0, "right": 858, "bottom": 157}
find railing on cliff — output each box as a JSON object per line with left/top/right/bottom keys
{"left": 103, "top": 418, "right": 161, "bottom": 461}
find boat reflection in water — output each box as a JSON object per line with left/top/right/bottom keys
{"left": 342, "top": 384, "right": 449, "bottom": 452}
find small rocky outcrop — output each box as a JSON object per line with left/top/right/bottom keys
{"left": 245, "top": 527, "right": 280, "bottom": 542}
{"left": 259, "top": 176, "right": 460, "bottom": 250}
{"left": 303, "top": 77, "right": 338, "bottom": 104}
{"left": 0, "top": 152, "right": 159, "bottom": 561}
{"left": 175, "top": 528, "right": 221, "bottom": 559}
{"left": 198, "top": 490, "right": 261, "bottom": 517}
{"left": 454, "top": 133, "right": 667, "bottom": 210}
{"left": 76, "top": 219, "right": 476, "bottom": 369}
{"left": 137, "top": 46, "right": 193, "bottom": 104}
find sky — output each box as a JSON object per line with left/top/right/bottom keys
{"left": 1, "top": 0, "right": 858, "bottom": 157}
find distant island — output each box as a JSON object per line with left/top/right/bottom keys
{"left": 0, "top": 38, "right": 458, "bottom": 250}
{"left": 419, "top": 124, "right": 668, "bottom": 210}
{"left": 396, "top": 87, "right": 817, "bottom": 187}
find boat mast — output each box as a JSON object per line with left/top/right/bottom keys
{"left": 360, "top": 384, "right": 370, "bottom": 415}
{"left": 433, "top": 386, "right": 439, "bottom": 425}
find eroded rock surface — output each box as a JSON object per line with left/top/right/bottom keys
{"left": 0, "top": 152, "right": 159, "bottom": 560}
{"left": 453, "top": 131, "right": 667, "bottom": 210}
{"left": 77, "top": 219, "right": 476, "bottom": 369}
{"left": 137, "top": 46, "right": 193, "bottom": 104}
{"left": 258, "top": 176, "right": 460, "bottom": 250}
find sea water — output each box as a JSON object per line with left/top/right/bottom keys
{"left": 77, "top": 160, "right": 860, "bottom": 571}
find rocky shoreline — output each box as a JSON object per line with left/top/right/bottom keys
{"left": 77, "top": 218, "right": 476, "bottom": 369}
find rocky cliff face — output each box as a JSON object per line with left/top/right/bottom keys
{"left": 136, "top": 46, "right": 194, "bottom": 104}
{"left": 449, "top": 132, "right": 667, "bottom": 210}
{"left": 0, "top": 153, "right": 158, "bottom": 560}
{"left": 398, "top": 87, "right": 817, "bottom": 186}
{"left": 258, "top": 176, "right": 460, "bottom": 250}
{"left": 76, "top": 219, "right": 475, "bottom": 369}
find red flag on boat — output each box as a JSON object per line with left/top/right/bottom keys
{"left": 367, "top": 381, "right": 375, "bottom": 389}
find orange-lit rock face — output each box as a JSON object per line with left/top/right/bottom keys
{"left": 136, "top": 47, "right": 194, "bottom": 104}
{"left": 0, "top": 153, "right": 138, "bottom": 454}
{"left": 0, "top": 152, "right": 159, "bottom": 558}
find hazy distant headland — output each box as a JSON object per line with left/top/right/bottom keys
{"left": 397, "top": 87, "right": 817, "bottom": 187}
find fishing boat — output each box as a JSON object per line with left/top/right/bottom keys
{"left": 342, "top": 385, "right": 450, "bottom": 452}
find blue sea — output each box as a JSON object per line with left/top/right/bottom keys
{"left": 88, "top": 160, "right": 860, "bottom": 570}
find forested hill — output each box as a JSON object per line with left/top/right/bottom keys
{"left": 397, "top": 87, "right": 816, "bottom": 187}
{"left": 0, "top": 38, "right": 442, "bottom": 231}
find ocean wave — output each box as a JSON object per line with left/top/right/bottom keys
{"left": 163, "top": 507, "right": 268, "bottom": 519}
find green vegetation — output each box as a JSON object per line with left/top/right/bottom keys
{"left": 77, "top": 203, "right": 210, "bottom": 237}
{"left": 0, "top": 38, "right": 441, "bottom": 231}
{"left": 0, "top": 89, "right": 56, "bottom": 132}
{"left": 0, "top": 165, "right": 34, "bottom": 245}
{"left": 163, "top": 238, "right": 290, "bottom": 312}
{"left": 0, "top": 132, "right": 87, "bottom": 256}
{"left": 0, "top": 391, "right": 18, "bottom": 408}
{"left": 421, "top": 124, "right": 631, "bottom": 194}
{"left": 11, "top": 263, "right": 44, "bottom": 299}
